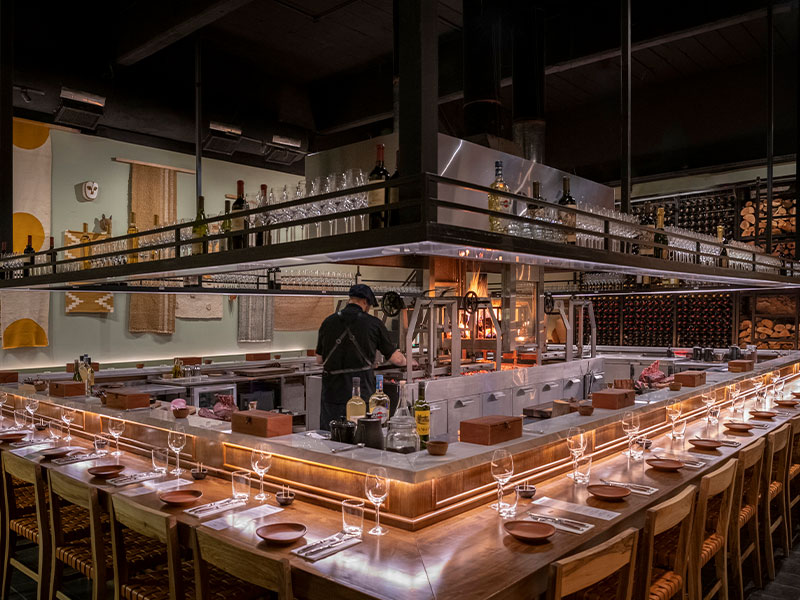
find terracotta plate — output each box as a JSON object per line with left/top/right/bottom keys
{"left": 750, "top": 411, "right": 776, "bottom": 419}
{"left": 646, "top": 459, "right": 685, "bottom": 472}
{"left": 0, "top": 432, "right": 27, "bottom": 442}
{"left": 688, "top": 439, "right": 724, "bottom": 450}
{"left": 775, "top": 399, "right": 798, "bottom": 407}
{"left": 158, "top": 489, "right": 203, "bottom": 507}
{"left": 586, "top": 484, "right": 630, "bottom": 501}
{"left": 40, "top": 447, "right": 72, "bottom": 459}
{"left": 724, "top": 422, "right": 754, "bottom": 432}
{"left": 792, "top": 391, "right": 800, "bottom": 399}
{"left": 87, "top": 465, "right": 125, "bottom": 479}
{"left": 503, "top": 521, "right": 556, "bottom": 543}
{"left": 255, "top": 523, "right": 307, "bottom": 545}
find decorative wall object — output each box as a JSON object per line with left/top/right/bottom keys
{"left": 65, "top": 292, "right": 114, "bottom": 315}
{"left": 81, "top": 180, "right": 99, "bottom": 201}
{"left": 1, "top": 291, "right": 49, "bottom": 349}
{"left": 128, "top": 294, "right": 176, "bottom": 335}
{"left": 238, "top": 295, "right": 274, "bottom": 343}
{"left": 176, "top": 294, "right": 223, "bottom": 320}
{"left": 274, "top": 297, "right": 334, "bottom": 331}
{"left": 12, "top": 119, "right": 51, "bottom": 252}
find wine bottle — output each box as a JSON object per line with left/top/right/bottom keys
{"left": 127, "top": 212, "right": 139, "bottom": 264}
{"left": 557, "top": 176, "right": 577, "bottom": 244}
{"left": 488, "top": 161, "right": 511, "bottom": 233}
{"left": 191, "top": 196, "right": 208, "bottom": 256}
{"left": 80, "top": 224, "right": 91, "bottom": 270}
{"left": 23, "top": 234, "right": 35, "bottom": 277}
{"left": 150, "top": 215, "right": 160, "bottom": 261}
{"left": 72, "top": 359, "right": 81, "bottom": 382}
{"left": 369, "top": 374, "right": 390, "bottom": 425}
{"left": 47, "top": 236, "right": 55, "bottom": 274}
{"left": 231, "top": 179, "right": 247, "bottom": 249}
{"left": 345, "top": 377, "right": 367, "bottom": 422}
{"left": 368, "top": 144, "right": 390, "bottom": 229}
{"left": 255, "top": 184, "right": 268, "bottom": 246}
{"left": 654, "top": 207, "right": 668, "bottom": 259}
{"left": 717, "top": 225, "right": 729, "bottom": 269}
{"left": 414, "top": 382, "right": 430, "bottom": 448}
{"left": 221, "top": 200, "right": 232, "bottom": 250}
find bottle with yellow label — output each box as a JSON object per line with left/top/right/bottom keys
{"left": 415, "top": 382, "right": 430, "bottom": 449}
{"left": 127, "top": 212, "right": 139, "bottom": 264}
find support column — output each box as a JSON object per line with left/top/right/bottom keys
{"left": 195, "top": 39, "right": 203, "bottom": 206}
{"left": 462, "top": 0, "right": 502, "bottom": 140}
{"left": 0, "top": 0, "right": 12, "bottom": 249}
{"left": 512, "top": 2, "right": 546, "bottom": 162}
{"left": 620, "top": 0, "right": 631, "bottom": 213}
{"left": 766, "top": 1, "right": 774, "bottom": 254}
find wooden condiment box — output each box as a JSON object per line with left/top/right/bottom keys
{"left": 105, "top": 388, "right": 151, "bottom": 410}
{"left": 49, "top": 381, "right": 86, "bottom": 397}
{"left": 459, "top": 415, "right": 523, "bottom": 445}
{"left": 728, "top": 360, "right": 755, "bottom": 373}
{"left": 66, "top": 362, "right": 100, "bottom": 373}
{"left": 591, "top": 388, "right": 635, "bottom": 410}
{"left": 674, "top": 370, "right": 707, "bottom": 387}
{"left": 245, "top": 353, "right": 271, "bottom": 361}
{"left": 176, "top": 356, "right": 203, "bottom": 366}
{"left": 0, "top": 371, "right": 18, "bottom": 383}
{"left": 231, "top": 409, "right": 293, "bottom": 438}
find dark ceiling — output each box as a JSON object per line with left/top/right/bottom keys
{"left": 10, "top": 0, "right": 799, "bottom": 182}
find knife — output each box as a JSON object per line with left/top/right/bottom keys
{"left": 600, "top": 479, "right": 656, "bottom": 493}
{"left": 297, "top": 533, "right": 346, "bottom": 557}
{"left": 304, "top": 534, "right": 358, "bottom": 557}
{"left": 527, "top": 512, "right": 589, "bottom": 530}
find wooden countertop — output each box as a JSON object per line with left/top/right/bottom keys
{"left": 6, "top": 393, "right": 796, "bottom": 599}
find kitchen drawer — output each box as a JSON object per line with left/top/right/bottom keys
{"left": 587, "top": 372, "right": 605, "bottom": 396}
{"left": 448, "top": 395, "right": 482, "bottom": 437}
{"left": 537, "top": 380, "right": 562, "bottom": 404}
{"left": 513, "top": 385, "right": 538, "bottom": 415}
{"left": 428, "top": 401, "right": 448, "bottom": 438}
{"left": 481, "top": 389, "right": 512, "bottom": 417}
{"left": 562, "top": 377, "right": 584, "bottom": 401}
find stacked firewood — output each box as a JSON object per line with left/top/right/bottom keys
{"left": 739, "top": 195, "right": 795, "bottom": 238}
{"left": 739, "top": 318, "right": 795, "bottom": 349}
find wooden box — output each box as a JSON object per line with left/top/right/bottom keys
{"left": 66, "top": 362, "right": 100, "bottom": 373}
{"left": 674, "top": 370, "right": 707, "bottom": 387}
{"left": 49, "top": 381, "right": 86, "bottom": 397}
{"left": 176, "top": 356, "right": 203, "bottom": 366}
{"left": 231, "top": 410, "right": 293, "bottom": 438}
{"left": 245, "top": 353, "right": 271, "bottom": 361}
{"left": 105, "top": 388, "right": 151, "bottom": 410}
{"left": 0, "top": 371, "right": 18, "bottom": 383}
{"left": 728, "top": 360, "right": 755, "bottom": 373}
{"left": 591, "top": 388, "right": 635, "bottom": 410}
{"left": 459, "top": 415, "right": 523, "bottom": 446}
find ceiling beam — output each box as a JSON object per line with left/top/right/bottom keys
{"left": 117, "top": 0, "right": 253, "bottom": 66}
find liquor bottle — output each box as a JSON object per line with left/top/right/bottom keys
{"left": 345, "top": 377, "right": 367, "bottom": 421}
{"left": 368, "top": 144, "right": 390, "bottom": 229}
{"left": 80, "top": 224, "right": 91, "bottom": 270}
{"left": 522, "top": 181, "right": 547, "bottom": 239}
{"left": 638, "top": 212, "right": 655, "bottom": 258}
{"left": 127, "top": 212, "right": 139, "bottom": 264}
{"left": 369, "top": 374, "right": 390, "bottom": 425}
{"left": 23, "top": 235, "right": 35, "bottom": 276}
{"left": 654, "top": 207, "right": 668, "bottom": 259}
{"left": 221, "top": 200, "right": 232, "bottom": 251}
{"left": 414, "top": 382, "right": 430, "bottom": 449}
{"left": 557, "top": 176, "right": 577, "bottom": 244}
{"left": 191, "top": 196, "right": 208, "bottom": 256}
{"left": 150, "top": 215, "right": 160, "bottom": 261}
{"left": 85, "top": 356, "right": 95, "bottom": 390}
{"left": 488, "top": 161, "right": 510, "bottom": 233}
{"left": 231, "top": 179, "right": 247, "bottom": 249}
{"left": 255, "top": 184, "right": 268, "bottom": 246}
{"left": 717, "top": 225, "right": 729, "bottom": 269}
{"left": 72, "top": 359, "right": 81, "bottom": 382}
{"left": 78, "top": 359, "right": 89, "bottom": 394}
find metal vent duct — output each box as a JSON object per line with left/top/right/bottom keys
{"left": 202, "top": 121, "right": 242, "bottom": 155}
{"left": 54, "top": 88, "right": 105, "bottom": 130}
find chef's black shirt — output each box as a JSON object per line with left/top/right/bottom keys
{"left": 316, "top": 303, "right": 398, "bottom": 423}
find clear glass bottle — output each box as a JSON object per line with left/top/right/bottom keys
{"left": 345, "top": 377, "right": 367, "bottom": 422}
{"left": 369, "top": 374, "right": 390, "bottom": 425}
{"left": 386, "top": 383, "right": 419, "bottom": 454}
{"left": 488, "top": 160, "right": 510, "bottom": 233}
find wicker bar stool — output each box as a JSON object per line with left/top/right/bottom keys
{"left": 636, "top": 484, "right": 695, "bottom": 600}
{"left": 728, "top": 437, "right": 765, "bottom": 600}
{"left": 688, "top": 458, "right": 738, "bottom": 600}
{"left": 761, "top": 423, "right": 791, "bottom": 580}
{"left": 192, "top": 526, "right": 289, "bottom": 600}
{"left": 785, "top": 415, "right": 800, "bottom": 546}
{"left": 547, "top": 527, "right": 639, "bottom": 600}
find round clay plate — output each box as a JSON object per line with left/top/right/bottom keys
{"left": 724, "top": 422, "right": 755, "bottom": 432}
{"left": 158, "top": 489, "right": 203, "bottom": 507}
{"left": 87, "top": 465, "right": 125, "bottom": 479}
{"left": 255, "top": 523, "right": 307, "bottom": 545}
{"left": 40, "top": 447, "right": 73, "bottom": 459}
{"left": 792, "top": 391, "right": 800, "bottom": 399}
{"left": 776, "top": 399, "right": 798, "bottom": 407}
{"left": 750, "top": 411, "right": 776, "bottom": 419}
{"left": 503, "top": 521, "right": 556, "bottom": 543}
{"left": 688, "top": 439, "right": 724, "bottom": 450}
{"left": 0, "top": 432, "right": 27, "bottom": 442}
{"left": 646, "top": 458, "right": 685, "bottom": 472}
{"left": 586, "top": 484, "right": 630, "bottom": 501}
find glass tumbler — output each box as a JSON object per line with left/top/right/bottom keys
{"left": 341, "top": 499, "right": 365, "bottom": 536}
{"left": 232, "top": 470, "right": 251, "bottom": 500}
{"left": 152, "top": 448, "right": 169, "bottom": 474}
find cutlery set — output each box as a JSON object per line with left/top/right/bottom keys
{"left": 186, "top": 497, "right": 247, "bottom": 517}
{"left": 600, "top": 479, "right": 659, "bottom": 495}
{"left": 526, "top": 512, "right": 592, "bottom": 534}
{"left": 295, "top": 532, "right": 361, "bottom": 558}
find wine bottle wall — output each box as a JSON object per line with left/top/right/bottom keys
{"left": 622, "top": 295, "right": 673, "bottom": 347}
{"left": 675, "top": 293, "right": 732, "bottom": 348}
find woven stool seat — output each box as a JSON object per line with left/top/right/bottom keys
{"left": 563, "top": 572, "right": 620, "bottom": 600}
{"left": 789, "top": 463, "right": 800, "bottom": 480}
{"left": 122, "top": 560, "right": 260, "bottom": 600}
{"left": 56, "top": 528, "right": 165, "bottom": 580}
{"left": 699, "top": 533, "right": 725, "bottom": 566}
{"left": 738, "top": 503, "right": 756, "bottom": 527}
{"left": 10, "top": 503, "right": 89, "bottom": 543}
{"left": 769, "top": 480, "right": 783, "bottom": 500}
{"left": 649, "top": 568, "right": 683, "bottom": 600}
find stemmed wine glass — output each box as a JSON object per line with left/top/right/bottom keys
{"left": 365, "top": 466, "right": 389, "bottom": 536}
{"left": 667, "top": 403, "right": 682, "bottom": 439}
{"left": 250, "top": 443, "right": 272, "bottom": 502}
{"left": 729, "top": 382, "right": 741, "bottom": 415}
{"left": 775, "top": 379, "right": 785, "bottom": 402}
{"left": 621, "top": 412, "right": 640, "bottom": 456}
{"left": 490, "top": 449, "right": 514, "bottom": 515}
{"left": 24, "top": 397, "right": 39, "bottom": 431}
{"left": 108, "top": 418, "right": 125, "bottom": 457}
{"left": 61, "top": 406, "right": 76, "bottom": 442}
{"left": 567, "top": 427, "right": 587, "bottom": 481}
{"left": 168, "top": 425, "right": 186, "bottom": 476}
{"left": 0, "top": 392, "right": 7, "bottom": 430}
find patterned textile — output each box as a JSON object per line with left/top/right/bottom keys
{"left": 129, "top": 293, "right": 176, "bottom": 335}
{"left": 10, "top": 503, "right": 90, "bottom": 543}
{"left": 698, "top": 533, "right": 724, "bottom": 566}
{"left": 1, "top": 290, "right": 49, "bottom": 349}
{"left": 237, "top": 294, "right": 273, "bottom": 343}
{"left": 274, "top": 296, "right": 333, "bottom": 331}
{"left": 175, "top": 294, "right": 223, "bottom": 320}
{"left": 12, "top": 119, "right": 51, "bottom": 253}
{"left": 62, "top": 230, "right": 115, "bottom": 314}
{"left": 648, "top": 568, "right": 682, "bottom": 600}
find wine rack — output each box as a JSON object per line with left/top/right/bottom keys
{"left": 676, "top": 194, "right": 736, "bottom": 239}
{"left": 739, "top": 179, "right": 797, "bottom": 260}
{"left": 738, "top": 293, "right": 798, "bottom": 350}
{"left": 622, "top": 295, "right": 673, "bottom": 347}
{"left": 631, "top": 201, "right": 676, "bottom": 228}
{"left": 676, "top": 293, "right": 732, "bottom": 348}
{"left": 582, "top": 297, "right": 621, "bottom": 346}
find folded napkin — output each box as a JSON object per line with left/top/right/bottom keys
{"left": 293, "top": 534, "right": 362, "bottom": 561}
{"left": 185, "top": 498, "right": 248, "bottom": 519}
{"left": 53, "top": 452, "right": 104, "bottom": 465}
{"left": 10, "top": 439, "right": 48, "bottom": 449}
{"left": 600, "top": 480, "right": 659, "bottom": 496}
{"left": 109, "top": 472, "right": 165, "bottom": 487}
{"left": 203, "top": 503, "right": 283, "bottom": 530}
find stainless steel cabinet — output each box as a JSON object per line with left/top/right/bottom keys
{"left": 562, "top": 377, "right": 584, "bottom": 401}
{"left": 447, "top": 395, "right": 482, "bottom": 435}
{"left": 537, "top": 380, "right": 562, "bottom": 404}
{"left": 513, "top": 385, "right": 538, "bottom": 415}
{"left": 481, "top": 389, "right": 512, "bottom": 417}
{"left": 428, "top": 401, "right": 448, "bottom": 439}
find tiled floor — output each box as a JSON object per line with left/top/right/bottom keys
{"left": 750, "top": 549, "right": 800, "bottom": 600}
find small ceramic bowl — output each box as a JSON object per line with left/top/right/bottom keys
{"left": 669, "top": 382, "right": 682, "bottom": 391}
{"left": 577, "top": 402, "right": 594, "bottom": 416}
{"left": 190, "top": 468, "right": 208, "bottom": 481}
{"left": 173, "top": 408, "right": 190, "bottom": 419}
{"left": 33, "top": 382, "right": 48, "bottom": 392}
{"left": 515, "top": 484, "right": 537, "bottom": 499}
{"left": 276, "top": 492, "right": 295, "bottom": 506}
{"left": 426, "top": 441, "right": 449, "bottom": 456}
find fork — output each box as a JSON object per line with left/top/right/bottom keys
{"left": 297, "top": 532, "right": 346, "bottom": 557}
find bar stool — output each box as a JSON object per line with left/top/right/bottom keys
{"left": 785, "top": 415, "right": 800, "bottom": 546}
{"left": 761, "top": 422, "right": 791, "bottom": 580}
{"left": 547, "top": 527, "right": 638, "bottom": 599}
{"left": 688, "top": 458, "right": 738, "bottom": 600}
{"left": 636, "top": 484, "right": 695, "bottom": 600}
{"left": 728, "top": 437, "right": 764, "bottom": 600}
{"left": 192, "top": 526, "right": 290, "bottom": 600}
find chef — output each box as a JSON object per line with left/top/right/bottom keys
{"left": 315, "top": 284, "right": 410, "bottom": 430}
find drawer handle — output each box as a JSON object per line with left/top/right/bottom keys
{"left": 543, "top": 383, "right": 560, "bottom": 391}
{"left": 455, "top": 400, "right": 475, "bottom": 408}
{"left": 430, "top": 406, "right": 442, "bottom": 412}
{"left": 567, "top": 378, "right": 581, "bottom": 385}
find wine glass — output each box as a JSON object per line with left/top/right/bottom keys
{"left": 621, "top": 412, "right": 640, "bottom": 456}
{"left": 250, "top": 444, "right": 272, "bottom": 502}
{"left": 566, "top": 427, "right": 586, "bottom": 458}
{"left": 48, "top": 421, "right": 64, "bottom": 447}
{"left": 61, "top": 406, "right": 76, "bottom": 442}
{"left": 490, "top": 449, "right": 514, "bottom": 515}
{"left": 108, "top": 418, "right": 125, "bottom": 457}
{"left": 666, "top": 403, "right": 682, "bottom": 439}
{"left": 14, "top": 410, "right": 26, "bottom": 431}
{"left": 0, "top": 392, "right": 7, "bottom": 430}
{"left": 168, "top": 425, "right": 186, "bottom": 476}
{"left": 775, "top": 379, "right": 786, "bottom": 402}
{"left": 24, "top": 397, "right": 39, "bottom": 432}
{"left": 365, "top": 466, "right": 389, "bottom": 536}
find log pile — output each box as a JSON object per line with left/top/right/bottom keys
{"left": 739, "top": 317, "right": 795, "bottom": 349}
{"left": 739, "top": 192, "right": 795, "bottom": 239}
{"left": 755, "top": 295, "right": 796, "bottom": 316}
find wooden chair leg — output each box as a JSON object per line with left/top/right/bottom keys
{"left": 718, "top": 547, "right": 729, "bottom": 600}
{"left": 1, "top": 532, "right": 14, "bottom": 600}
{"left": 48, "top": 549, "right": 61, "bottom": 600}
{"left": 37, "top": 546, "right": 50, "bottom": 600}
{"left": 765, "top": 499, "right": 777, "bottom": 580}
{"left": 751, "top": 514, "right": 763, "bottom": 589}
{"left": 729, "top": 528, "right": 744, "bottom": 600}
{"left": 780, "top": 495, "right": 790, "bottom": 560}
